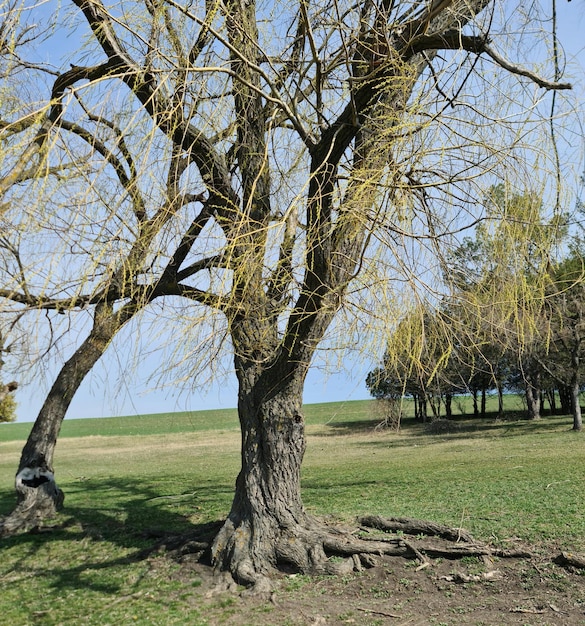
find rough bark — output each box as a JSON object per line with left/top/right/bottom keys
{"left": 166, "top": 513, "right": 533, "bottom": 588}
{"left": 210, "top": 371, "right": 311, "bottom": 587}
{"left": 554, "top": 551, "right": 585, "bottom": 570}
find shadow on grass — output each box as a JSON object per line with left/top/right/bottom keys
{"left": 0, "top": 476, "right": 230, "bottom": 595}
{"left": 323, "top": 411, "right": 576, "bottom": 447}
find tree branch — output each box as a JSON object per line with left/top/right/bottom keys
{"left": 71, "top": 0, "right": 239, "bottom": 217}
{"left": 58, "top": 118, "right": 147, "bottom": 223}
{"left": 408, "top": 32, "right": 572, "bottom": 90}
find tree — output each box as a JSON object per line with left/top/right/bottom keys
{"left": 444, "top": 185, "right": 568, "bottom": 420}
{"left": 0, "top": 327, "right": 17, "bottom": 422}
{"left": 367, "top": 305, "right": 460, "bottom": 422}
{"left": 0, "top": 0, "right": 574, "bottom": 587}
{"left": 544, "top": 247, "right": 585, "bottom": 430}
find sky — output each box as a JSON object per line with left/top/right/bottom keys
{"left": 7, "top": 0, "right": 585, "bottom": 423}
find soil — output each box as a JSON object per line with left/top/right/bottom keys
{"left": 170, "top": 548, "right": 585, "bottom": 625}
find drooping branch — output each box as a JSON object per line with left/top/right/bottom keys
{"left": 479, "top": 41, "right": 572, "bottom": 90}
{"left": 58, "top": 119, "right": 147, "bottom": 223}
{"left": 408, "top": 33, "right": 572, "bottom": 90}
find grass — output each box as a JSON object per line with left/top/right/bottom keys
{"left": 0, "top": 399, "right": 376, "bottom": 442}
{"left": 0, "top": 397, "right": 584, "bottom": 624}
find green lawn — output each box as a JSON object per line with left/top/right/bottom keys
{"left": 0, "top": 398, "right": 583, "bottom": 624}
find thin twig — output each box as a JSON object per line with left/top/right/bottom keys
{"left": 357, "top": 606, "right": 402, "bottom": 619}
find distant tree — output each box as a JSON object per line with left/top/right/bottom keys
{"left": 444, "top": 185, "right": 568, "bottom": 420}
{"left": 0, "top": 383, "right": 17, "bottom": 423}
{"left": 544, "top": 248, "right": 585, "bottom": 430}
{"left": 367, "top": 306, "right": 461, "bottom": 422}
{"left": 0, "top": 330, "right": 17, "bottom": 423}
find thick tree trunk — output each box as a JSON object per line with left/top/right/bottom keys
{"left": 210, "top": 367, "right": 327, "bottom": 587}
{"left": 0, "top": 303, "right": 132, "bottom": 536}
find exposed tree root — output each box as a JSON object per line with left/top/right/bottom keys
{"left": 156, "top": 514, "right": 534, "bottom": 593}
{"left": 358, "top": 514, "right": 477, "bottom": 542}
{"left": 554, "top": 551, "right": 585, "bottom": 570}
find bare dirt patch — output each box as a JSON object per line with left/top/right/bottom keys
{"left": 167, "top": 548, "right": 585, "bottom": 625}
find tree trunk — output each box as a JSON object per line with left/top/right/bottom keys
{"left": 420, "top": 396, "right": 428, "bottom": 422}
{"left": 480, "top": 389, "right": 487, "bottom": 418}
{"left": 497, "top": 383, "right": 504, "bottom": 417}
{"left": 525, "top": 372, "right": 541, "bottom": 420}
{"left": 570, "top": 379, "right": 582, "bottom": 431}
{"left": 570, "top": 349, "right": 582, "bottom": 431}
{"left": 428, "top": 394, "right": 440, "bottom": 420}
{"left": 413, "top": 395, "right": 420, "bottom": 421}
{"left": 546, "top": 388, "right": 556, "bottom": 414}
{"left": 558, "top": 384, "right": 571, "bottom": 414}
{"left": 472, "top": 389, "right": 479, "bottom": 417}
{"left": 445, "top": 393, "right": 452, "bottom": 419}
{"left": 0, "top": 303, "right": 134, "bottom": 536}
{"left": 210, "top": 361, "right": 353, "bottom": 587}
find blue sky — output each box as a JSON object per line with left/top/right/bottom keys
{"left": 9, "top": 1, "right": 585, "bottom": 422}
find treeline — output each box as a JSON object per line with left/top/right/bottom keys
{"left": 366, "top": 185, "right": 585, "bottom": 430}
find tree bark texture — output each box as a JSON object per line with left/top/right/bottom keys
{"left": 210, "top": 370, "right": 313, "bottom": 585}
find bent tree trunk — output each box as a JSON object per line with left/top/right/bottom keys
{"left": 0, "top": 303, "right": 134, "bottom": 536}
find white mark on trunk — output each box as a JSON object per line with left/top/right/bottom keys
{"left": 16, "top": 467, "right": 55, "bottom": 489}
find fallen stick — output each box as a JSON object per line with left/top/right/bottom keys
{"left": 357, "top": 606, "right": 402, "bottom": 619}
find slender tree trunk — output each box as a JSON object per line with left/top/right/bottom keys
{"left": 472, "top": 389, "right": 479, "bottom": 417}
{"left": 558, "top": 384, "right": 570, "bottom": 414}
{"left": 420, "top": 396, "right": 428, "bottom": 422}
{"left": 480, "top": 389, "right": 487, "bottom": 418}
{"left": 570, "top": 349, "right": 582, "bottom": 431}
{"left": 570, "top": 379, "right": 582, "bottom": 431}
{"left": 429, "top": 394, "right": 440, "bottom": 420}
{"left": 445, "top": 393, "right": 452, "bottom": 419}
{"left": 0, "top": 303, "right": 134, "bottom": 536}
{"left": 525, "top": 371, "right": 541, "bottom": 420}
{"left": 548, "top": 388, "right": 557, "bottom": 414}
{"left": 497, "top": 383, "right": 504, "bottom": 417}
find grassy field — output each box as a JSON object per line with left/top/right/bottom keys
{"left": 0, "top": 397, "right": 583, "bottom": 624}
